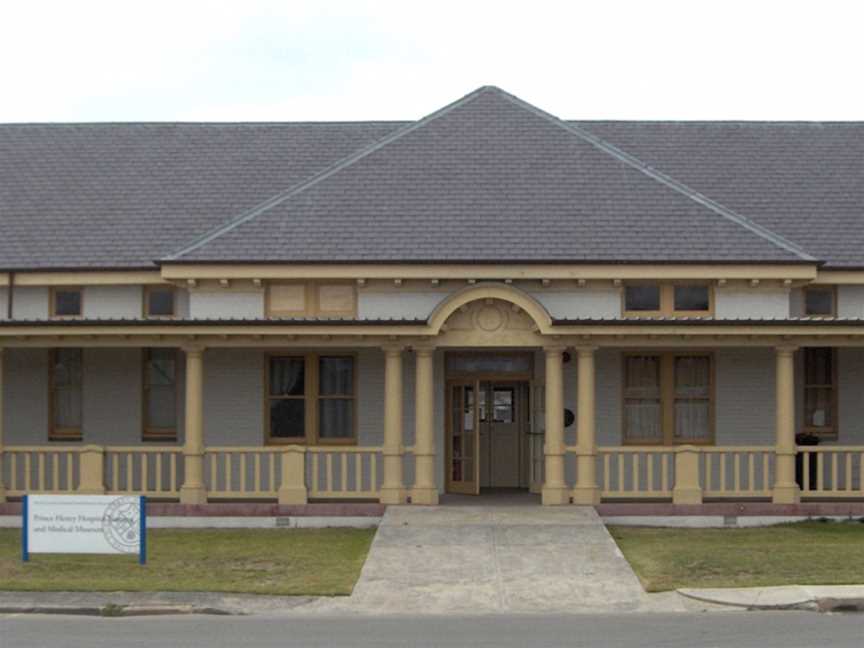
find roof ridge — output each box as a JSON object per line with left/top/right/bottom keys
{"left": 486, "top": 89, "right": 817, "bottom": 262}
{"left": 163, "top": 87, "right": 499, "bottom": 262}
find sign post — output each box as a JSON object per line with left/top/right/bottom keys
{"left": 22, "top": 494, "right": 147, "bottom": 564}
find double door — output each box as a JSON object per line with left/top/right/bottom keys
{"left": 447, "top": 380, "right": 529, "bottom": 494}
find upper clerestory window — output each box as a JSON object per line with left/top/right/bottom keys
{"left": 623, "top": 284, "right": 712, "bottom": 317}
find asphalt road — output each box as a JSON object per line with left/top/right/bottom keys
{"left": 1, "top": 612, "right": 862, "bottom": 647}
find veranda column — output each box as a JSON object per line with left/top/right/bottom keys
{"left": 773, "top": 346, "right": 800, "bottom": 504}
{"left": 0, "top": 348, "right": 5, "bottom": 502}
{"left": 180, "top": 345, "right": 207, "bottom": 505}
{"left": 572, "top": 346, "right": 600, "bottom": 505}
{"left": 380, "top": 345, "right": 406, "bottom": 504}
{"left": 542, "top": 345, "right": 569, "bottom": 505}
{"left": 412, "top": 346, "right": 438, "bottom": 505}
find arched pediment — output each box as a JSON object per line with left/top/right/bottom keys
{"left": 427, "top": 283, "right": 553, "bottom": 346}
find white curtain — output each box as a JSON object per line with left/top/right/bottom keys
{"left": 674, "top": 357, "right": 710, "bottom": 440}
{"left": 624, "top": 356, "right": 661, "bottom": 442}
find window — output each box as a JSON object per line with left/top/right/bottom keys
{"left": 266, "top": 353, "right": 356, "bottom": 443}
{"left": 803, "top": 348, "right": 837, "bottom": 437}
{"left": 50, "top": 349, "right": 83, "bottom": 440}
{"left": 51, "top": 288, "right": 82, "bottom": 317}
{"left": 804, "top": 287, "right": 836, "bottom": 317}
{"left": 624, "top": 285, "right": 661, "bottom": 312}
{"left": 267, "top": 283, "right": 356, "bottom": 318}
{"left": 623, "top": 353, "right": 713, "bottom": 444}
{"left": 143, "top": 349, "right": 178, "bottom": 441}
{"left": 318, "top": 356, "right": 355, "bottom": 440}
{"left": 145, "top": 286, "right": 176, "bottom": 317}
{"left": 623, "top": 284, "right": 712, "bottom": 317}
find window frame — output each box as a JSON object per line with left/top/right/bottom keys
{"left": 143, "top": 285, "right": 177, "bottom": 319}
{"left": 802, "top": 347, "right": 838, "bottom": 439}
{"left": 142, "top": 348, "right": 180, "bottom": 442}
{"left": 264, "top": 352, "right": 357, "bottom": 445}
{"left": 622, "top": 283, "right": 714, "bottom": 318}
{"left": 622, "top": 351, "right": 715, "bottom": 446}
{"left": 266, "top": 282, "right": 357, "bottom": 318}
{"left": 50, "top": 287, "right": 84, "bottom": 319}
{"left": 49, "top": 348, "right": 84, "bottom": 441}
{"left": 803, "top": 286, "right": 837, "bottom": 317}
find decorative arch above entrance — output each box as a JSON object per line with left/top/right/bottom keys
{"left": 428, "top": 283, "right": 553, "bottom": 347}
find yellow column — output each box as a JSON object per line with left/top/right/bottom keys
{"left": 380, "top": 345, "right": 406, "bottom": 504}
{"left": 542, "top": 346, "right": 569, "bottom": 505}
{"left": 78, "top": 445, "right": 106, "bottom": 494}
{"left": 412, "top": 346, "right": 438, "bottom": 505}
{"left": 180, "top": 345, "right": 207, "bottom": 505}
{"left": 572, "top": 346, "right": 600, "bottom": 505}
{"left": 277, "top": 445, "right": 308, "bottom": 505}
{"left": 773, "top": 346, "right": 800, "bottom": 504}
{"left": 0, "top": 348, "right": 6, "bottom": 502}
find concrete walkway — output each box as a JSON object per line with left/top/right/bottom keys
{"left": 679, "top": 585, "right": 864, "bottom": 611}
{"left": 320, "top": 504, "right": 671, "bottom": 615}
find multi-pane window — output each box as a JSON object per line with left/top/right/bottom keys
{"left": 804, "top": 287, "right": 836, "bottom": 317}
{"left": 51, "top": 288, "right": 82, "bottom": 317}
{"left": 623, "top": 353, "right": 713, "bottom": 444}
{"left": 267, "top": 354, "right": 356, "bottom": 443}
{"left": 143, "top": 349, "right": 178, "bottom": 441}
{"left": 623, "top": 284, "right": 712, "bottom": 316}
{"left": 803, "top": 348, "right": 837, "bottom": 437}
{"left": 50, "top": 349, "right": 83, "bottom": 440}
{"left": 145, "top": 286, "right": 176, "bottom": 317}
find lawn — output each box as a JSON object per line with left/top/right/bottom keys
{"left": 609, "top": 521, "right": 864, "bottom": 592}
{"left": 0, "top": 528, "right": 375, "bottom": 595}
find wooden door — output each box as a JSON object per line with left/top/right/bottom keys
{"left": 487, "top": 382, "right": 522, "bottom": 488}
{"left": 446, "top": 381, "right": 480, "bottom": 494}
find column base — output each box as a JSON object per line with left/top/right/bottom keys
{"left": 410, "top": 487, "right": 439, "bottom": 506}
{"left": 672, "top": 487, "right": 703, "bottom": 505}
{"left": 772, "top": 483, "right": 801, "bottom": 504}
{"left": 571, "top": 486, "right": 600, "bottom": 505}
{"left": 179, "top": 485, "right": 207, "bottom": 505}
{"left": 541, "top": 486, "right": 570, "bottom": 506}
{"left": 278, "top": 487, "right": 308, "bottom": 505}
{"left": 379, "top": 487, "right": 407, "bottom": 505}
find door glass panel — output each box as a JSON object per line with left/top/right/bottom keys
{"left": 493, "top": 388, "right": 514, "bottom": 423}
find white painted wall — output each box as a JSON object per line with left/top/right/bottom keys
{"left": 83, "top": 286, "right": 142, "bottom": 319}
{"left": 12, "top": 287, "right": 49, "bottom": 319}
{"left": 188, "top": 290, "right": 265, "bottom": 319}
{"left": 715, "top": 285, "right": 790, "bottom": 319}
{"left": 838, "top": 286, "right": 864, "bottom": 318}
{"left": 0, "top": 288, "right": 7, "bottom": 320}
{"left": 358, "top": 292, "right": 444, "bottom": 320}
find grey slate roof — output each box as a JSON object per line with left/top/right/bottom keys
{"left": 0, "top": 121, "right": 402, "bottom": 269}
{"left": 0, "top": 86, "right": 861, "bottom": 270}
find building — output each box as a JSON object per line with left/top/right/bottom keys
{"left": 2, "top": 86, "right": 863, "bottom": 508}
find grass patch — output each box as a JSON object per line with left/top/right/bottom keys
{"left": 609, "top": 520, "right": 864, "bottom": 592}
{"left": 0, "top": 528, "right": 375, "bottom": 595}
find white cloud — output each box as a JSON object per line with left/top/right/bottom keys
{"left": 0, "top": 0, "right": 862, "bottom": 121}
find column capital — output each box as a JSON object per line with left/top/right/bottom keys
{"left": 381, "top": 343, "right": 405, "bottom": 356}
{"left": 412, "top": 344, "right": 436, "bottom": 357}
{"left": 774, "top": 345, "right": 798, "bottom": 356}
{"left": 574, "top": 345, "right": 598, "bottom": 356}
{"left": 543, "top": 344, "right": 567, "bottom": 356}
{"left": 182, "top": 343, "right": 206, "bottom": 357}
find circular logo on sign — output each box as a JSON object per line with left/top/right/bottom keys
{"left": 101, "top": 496, "right": 140, "bottom": 553}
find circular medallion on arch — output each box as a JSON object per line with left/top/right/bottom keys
{"left": 473, "top": 301, "right": 509, "bottom": 332}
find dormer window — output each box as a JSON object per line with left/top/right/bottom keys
{"left": 804, "top": 286, "right": 835, "bottom": 317}
{"left": 51, "top": 288, "right": 82, "bottom": 318}
{"left": 145, "top": 286, "right": 176, "bottom": 318}
{"left": 623, "top": 283, "right": 712, "bottom": 317}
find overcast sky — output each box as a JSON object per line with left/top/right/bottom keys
{"left": 1, "top": 0, "right": 861, "bottom": 123}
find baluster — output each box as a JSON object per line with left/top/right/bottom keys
{"left": 846, "top": 453, "right": 853, "bottom": 492}
{"left": 748, "top": 453, "right": 755, "bottom": 493}
{"left": 227, "top": 453, "right": 233, "bottom": 492}
{"left": 660, "top": 454, "right": 669, "bottom": 493}
{"left": 831, "top": 453, "right": 838, "bottom": 493}
{"left": 326, "top": 454, "right": 333, "bottom": 494}
{"left": 269, "top": 453, "right": 276, "bottom": 493}
{"left": 369, "top": 453, "right": 376, "bottom": 494}
{"left": 630, "top": 454, "right": 638, "bottom": 493}
{"left": 817, "top": 452, "right": 824, "bottom": 492}
{"left": 312, "top": 452, "right": 320, "bottom": 495}
{"left": 66, "top": 453, "right": 73, "bottom": 491}
{"left": 155, "top": 453, "right": 163, "bottom": 493}
{"left": 341, "top": 453, "right": 348, "bottom": 494}
{"left": 803, "top": 452, "right": 811, "bottom": 491}
{"left": 355, "top": 454, "right": 362, "bottom": 493}
{"left": 734, "top": 453, "right": 741, "bottom": 493}
{"left": 646, "top": 453, "right": 654, "bottom": 493}
{"left": 171, "top": 453, "right": 177, "bottom": 493}
{"left": 25, "top": 453, "right": 31, "bottom": 491}
{"left": 603, "top": 454, "right": 611, "bottom": 493}
{"left": 209, "top": 453, "right": 216, "bottom": 493}
{"left": 763, "top": 453, "right": 771, "bottom": 491}
{"left": 51, "top": 453, "right": 59, "bottom": 491}
{"left": 719, "top": 453, "right": 726, "bottom": 494}
{"left": 254, "top": 453, "right": 261, "bottom": 493}
{"left": 240, "top": 453, "right": 248, "bottom": 495}
{"left": 141, "top": 453, "right": 149, "bottom": 493}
